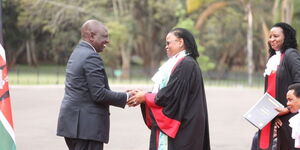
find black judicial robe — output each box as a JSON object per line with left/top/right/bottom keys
{"left": 141, "top": 56, "right": 211, "bottom": 150}
{"left": 258, "top": 48, "right": 300, "bottom": 150}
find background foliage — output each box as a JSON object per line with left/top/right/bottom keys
{"left": 2, "top": 0, "right": 300, "bottom": 83}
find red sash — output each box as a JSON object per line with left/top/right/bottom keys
{"left": 259, "top": 72, "right": 276, "bottom": 149}
{"left": 259, "top": 53, "right": 284, "bottom": 149}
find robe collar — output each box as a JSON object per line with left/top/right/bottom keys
{"left": 264, "top": 50, "right": 281, "bottom": 77}
{"left": 151, "top": 50, "right": 187, "bottom": 93}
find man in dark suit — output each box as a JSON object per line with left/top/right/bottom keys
{"left": 57, "top": 20, "right": 133, "bottom": 150}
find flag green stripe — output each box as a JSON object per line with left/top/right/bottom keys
{"left": 0, "top": 121, "right": 16, "bottom": 150}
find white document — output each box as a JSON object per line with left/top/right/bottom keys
{"left": 243, "top": 93, "right": 284, "bottom": 129}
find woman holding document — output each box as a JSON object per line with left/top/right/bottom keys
{"left": 251, "top": 22, "right": 300, "bottom": 150}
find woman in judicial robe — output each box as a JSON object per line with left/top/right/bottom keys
{"left": 252, "top": 22, "right": 300, "bottom": 150}
{"left": 128, "top": 28, "right": 210, "bottom": 150}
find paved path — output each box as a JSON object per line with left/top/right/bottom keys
{"left": 9, "top": 85, "right": 261, "bottom": 150}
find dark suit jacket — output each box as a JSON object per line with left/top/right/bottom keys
{"left": 57, "top": 41, "right": 127, "bottom": 143}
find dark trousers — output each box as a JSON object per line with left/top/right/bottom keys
{"left": 251, "top": 132, "right": 277, "bottom": 150}
{"left": 251, "top": 132, "right": 258, "bottom": 150}
{"left": 64, "top": 137, "right": 103, "bottom": 150}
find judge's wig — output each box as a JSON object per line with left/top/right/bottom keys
{"left": 269, "top": 22, "right": 298, "bottom": 57}
{"left": 169, "top": 28, "right": 199, "bottom": 59}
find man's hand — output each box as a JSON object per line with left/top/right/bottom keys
{"left": 275, "top": 107, "right": 290, "bottom": 116}
{"left": 127, "top": 90, "right": 146, "bottom": 107}
{"left": 127, "top": 89, "right": 138, "bottom": 99}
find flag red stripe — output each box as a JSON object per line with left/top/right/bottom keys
{"left": 0, "top": 49, "right": 14, "bottom": 129}
{"left": 0, "top": 97, "right": 14, "bottom": 128}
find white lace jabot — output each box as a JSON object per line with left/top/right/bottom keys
{"left": 263, "top": 51, "right": 281, "bottom": 77}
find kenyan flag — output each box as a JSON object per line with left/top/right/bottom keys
{"left": 0, "top": 44, "right": 16, "bottom": 150}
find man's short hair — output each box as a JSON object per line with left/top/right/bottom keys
{"left": 288, "top": 83, "right": 300, "bottom": 98}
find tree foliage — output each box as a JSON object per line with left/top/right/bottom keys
{"left": 176, "top": 3, "right": 215, "bottom": 72}
{"left": 184, "top": 0, "right": 299, "bottom": 78}
{"left": 2, "top": 0, "right": 299, "bottom": 79}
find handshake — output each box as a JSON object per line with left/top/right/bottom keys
{"left": 126, "top": 89, "right": 147, "bottom": 107}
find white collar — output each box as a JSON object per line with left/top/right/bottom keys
{"left": 81, "top": 40, "right": 97, "bottom": 53}
{"left": 169, "top": 50, "right": 187, "bottom": 59}
{"left": 263, "top": 51, "right": 281, "bottom": 77}
{"left": 151, "top": 50, "right": 187, "bottom": 92}
{"left": 289, "top": 112, "right": 300, "bottom": 148}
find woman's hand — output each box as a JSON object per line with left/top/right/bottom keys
{"left": 127, "top": 90, "right": 146, "bottom": 107}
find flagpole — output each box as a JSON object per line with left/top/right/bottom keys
{"left": 0, "top": 0, "right": 3, "bottom": 45}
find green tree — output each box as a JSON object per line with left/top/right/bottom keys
{"left": 16, "top": 0, "right": 112, "bottom": 65}
{"left": 184, "top": 0, "right": 297, "bottom": 82}
{"left": 175, "top": 4, "right": 215, "bottom": 72}
{"left": 3, "top": 0, "right": 299, "bottom": 82}
{"left": 2, "top": 0, "right": 25, "bottom": 66}
{"left": 106, "top": 0, "right": 135, "bottom": 79}
{"left": 293, "top": 0, "right": 300, "bottom": 48}
{"left": 131, "top": 0, "right": 179, "bottom": 75}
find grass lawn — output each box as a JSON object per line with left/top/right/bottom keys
{"left": 7, "top": 65, "right": 153, "bottom": 85}
{"left": 8, "top": 65, "right": 66, "bottom": 85}
{"left": 7, "top": 65, "right": 264, "bottom": 87}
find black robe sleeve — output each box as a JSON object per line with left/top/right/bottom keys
{"left": 285, "top": 49, "right": 300, "bottom": 83}
{"left": 155, "top": 57, "right": 194, "bottom": 122}
{"left": 142, "top": 56, "right": 207, "bottom": 138}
